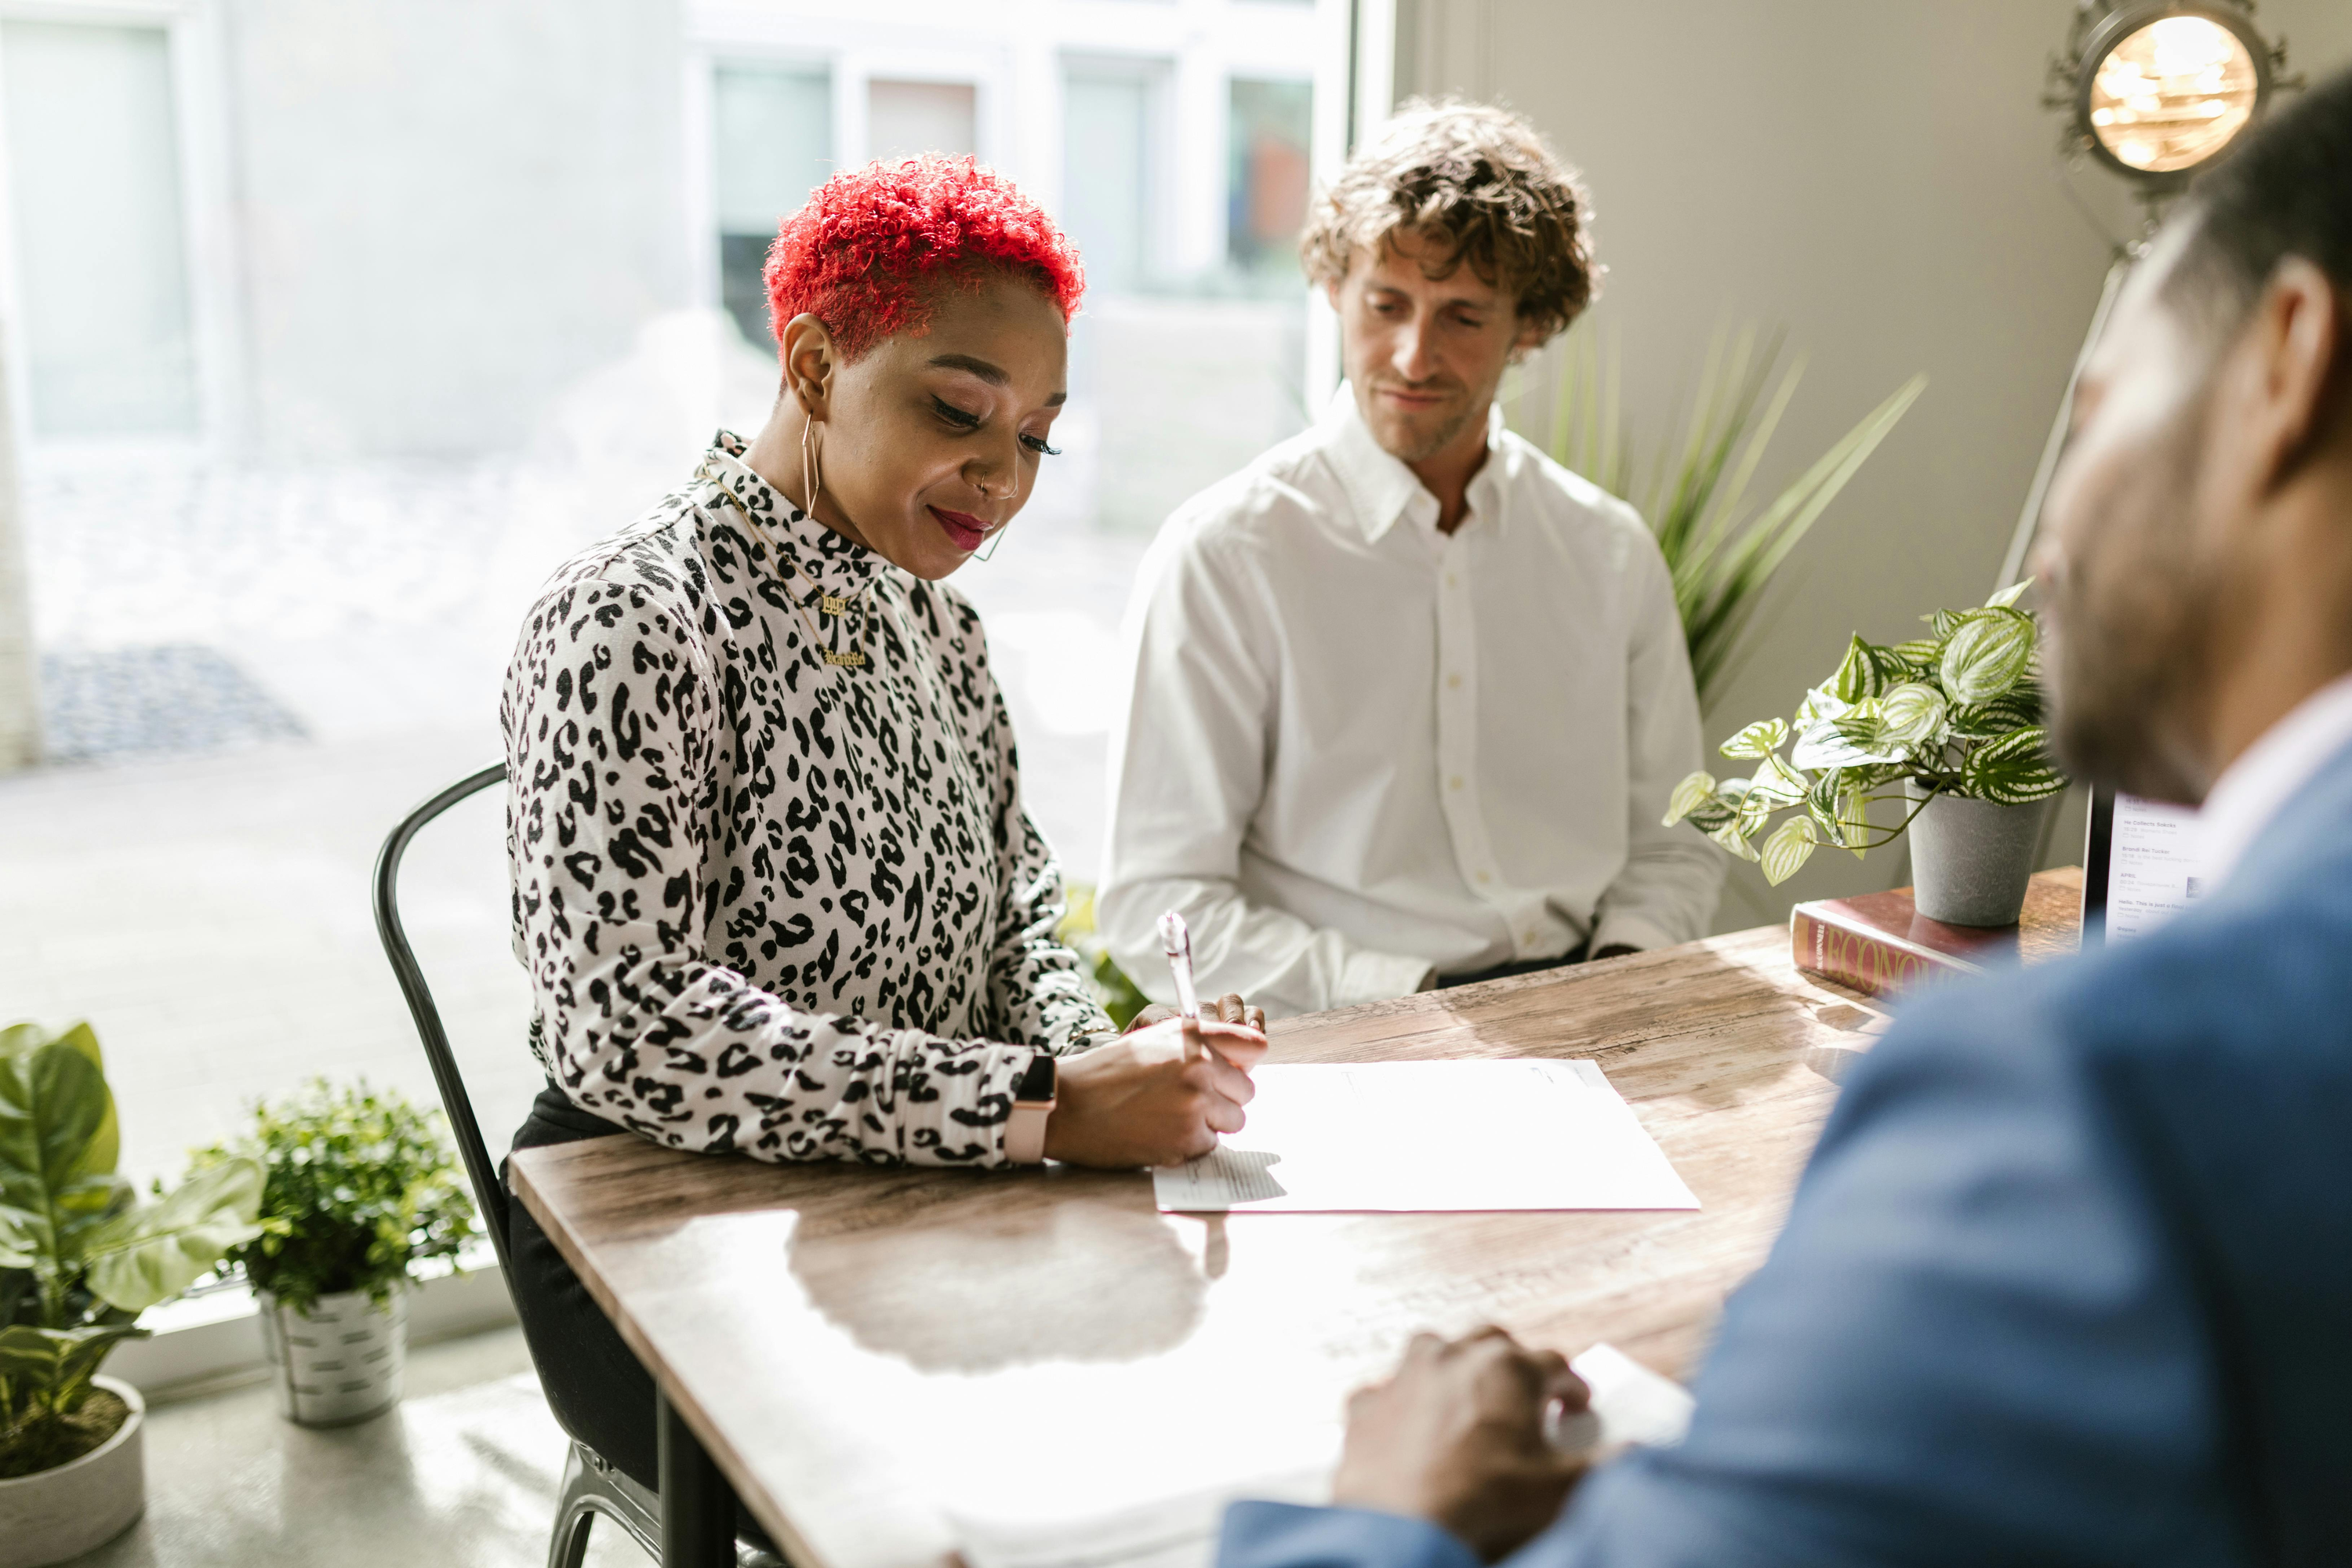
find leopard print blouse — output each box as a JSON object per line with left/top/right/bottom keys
{"left": 502, "top": 432, "right": 1112, "bottom": 1166}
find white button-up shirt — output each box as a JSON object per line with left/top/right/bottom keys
{"left": 1098, "top": 387, "right": 1723, "bottom": 1018}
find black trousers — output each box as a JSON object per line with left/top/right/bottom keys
{"left": 503, "top": 1084, "right": 775, "bottom": 1550}
{"left": 503, "top": 1085, "right": 666, "bottom": 1487}
{"left": 1436, "top": 942, "right": 1588, "bottom": 989}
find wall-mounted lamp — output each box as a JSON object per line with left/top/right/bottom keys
{"left": 1996, "top": 0, "right": 2294, "bottom": 587}
{"left": 2049, "top": 2, "right": 2283, "bottom": 192}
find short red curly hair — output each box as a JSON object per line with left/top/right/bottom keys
{"left": 763, "top": 154, "right": 1086, "bottom": 362}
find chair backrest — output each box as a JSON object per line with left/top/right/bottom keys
{"left": 372, "top": 764, "right": 514, "bottom": 1278}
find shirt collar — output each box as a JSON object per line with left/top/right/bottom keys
{"left": 694, "top": 430, "right": 882, "bottom": 603}
{"left": 1320, "top": 383, "right": 1509, "bottom": 545}
{"left": 2198, "top": 670, "right": 2352, "bottom": 886}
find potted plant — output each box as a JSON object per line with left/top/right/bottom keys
{"left": 196, "top": 1079, "right": 474, "bottom": 1428}
{"left": 1662, "top": 583, "right": 2068, "bottom": 925}
{"left": 2, "top": 1022, "right": 263, "bottom": 1568}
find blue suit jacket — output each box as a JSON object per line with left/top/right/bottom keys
{"left": 1222, "top": 749, "right": 2352, "bottom": 1568}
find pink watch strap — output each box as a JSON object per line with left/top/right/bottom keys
{"left": 1006, "top": 1101, "right": 1054, "bottom": 1164}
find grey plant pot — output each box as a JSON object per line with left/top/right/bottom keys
{"left": 257, "top": 1285, "right": 408, "bottom": 1428}
{"left": 0, "top": 1375, "right": 146, "bottom": 1568}
{"left": 1905, "top": 780, "right": 2053, "bottom": 927}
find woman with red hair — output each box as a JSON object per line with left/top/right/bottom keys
{"left": 496, "top": 156, "right": 1266, "bottom": 1490}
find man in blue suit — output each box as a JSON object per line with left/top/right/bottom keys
{"left": 1220, "top": 64, "right": 2352, "bottom": 1568}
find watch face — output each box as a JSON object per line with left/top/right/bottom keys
{"left": 1014, "top": 1052, "right": 1058, "bottom": 1104}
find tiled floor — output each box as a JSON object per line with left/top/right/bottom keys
{"left": 3, "top": 436, "right": 1149, "bottom": 1185}
{"left": 75, "top": 1327, "right": 646, "bottom": 1568}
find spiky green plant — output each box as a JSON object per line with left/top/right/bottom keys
{"left": 1530, "top": 321, "right": 1927, "bottom": 706}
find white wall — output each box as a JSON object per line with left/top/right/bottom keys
{"left": 224, "top": 0, "right": 691, "bottom": 457}
{"left": 1390, "top": 0, "right": 2352, "bottom": 931}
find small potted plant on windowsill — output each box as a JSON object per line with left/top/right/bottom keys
{"left": 1664, "top": 583, "right": 2068, "bottom": 926}
{"left": 196, "top": 1080, "right": 474, "bottom": 1428}
{"left": 2, "top": 1022, "right": 263, "bottom": 1568}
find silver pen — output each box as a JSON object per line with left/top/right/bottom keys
{"left": 1157, "top": 910, "right": 1200, "bottom": 1061}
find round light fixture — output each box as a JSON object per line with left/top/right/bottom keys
{"left": 2048, "top": 1, "right": 2282, "bottom": 191}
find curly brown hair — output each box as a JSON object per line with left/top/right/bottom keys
{"left": 1299, "top": 99, "right": 1596, "bottom": 340}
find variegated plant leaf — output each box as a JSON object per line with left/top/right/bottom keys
{"left": 1939, "top": 608, "right": 2036, "bottom": 705}
{"left": 1839, "top": 788, "right": 1874, "bottom": 858}
{"left": 1747, "top": 753, "right": 1810, "bottom": 807}
{"left": 1877, "top": 681, "right": 1949, "bottom": 748}
{"left": 1831, "top": 636, "right": 1915, "bottom": 703}
{"left": 1986, "top": 577, "right": 2033, "bottom": 609}
{"left": 1732, "top": 781, "right": 1775, "bottom": 837}
{"left": 1948, "top": 683, "right": 2043, "bottom": 739}
{"left": 1889, "top": 637, "right": 1943, "bottom": 669}
{"left": 1717, "top": 719, "right": 1788, "bottom": 760}
{"left": 1794, "top": 684, "right": 1849, "bottom": 727}
{"left": 1794, "top": 713, "right": 1891, "bottom": 771}
{"left": 1758, "top": 815, "right": 1819, "bottom": 886}
{"left": 1958, "top": 726, "right": 2069, "bottom": 804}
{"left": 1662, "top": 771, "right": 1719, "bottom": 827}
{"left": 1804, "top": 774, "right": 1847, "bottom": 848}
{"left": 1708, "top": 816, "right": 1762, "bottom": 862}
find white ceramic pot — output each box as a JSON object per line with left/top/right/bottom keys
{"left": 0, "top": 1374, "right": 147, "bottom": 1568}
{"left": 256, "top": 1284, "right": 408, "bottom": 1427}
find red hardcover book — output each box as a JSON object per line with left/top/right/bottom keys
{"left": 1790, "top": 867, "right": 2085, "bottom": 999}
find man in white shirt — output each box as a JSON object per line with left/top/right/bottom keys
{"left": 1100, "top": 102, "right": 1722, "bottom": 1018}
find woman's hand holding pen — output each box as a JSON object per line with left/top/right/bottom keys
{"left": 1044, "top": 998, "right": 1268, "bottom": 1169}
{"left": 1127, "top": 993, "right": 1269, "bottom": 1038}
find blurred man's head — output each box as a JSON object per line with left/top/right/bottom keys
{"left": 2041, "top": 67, "right": 2352, "bottom": 803}
{"left": 1301, "top": 101, "right": 1594, "bottom": 466}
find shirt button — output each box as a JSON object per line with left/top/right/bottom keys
{"left": 1449, "top": 775, "right": 1465, "bottom": 790}
{"left": 1446, "top": 573, "right": 1460, "bottom": 588}
{"left": 1446, "top": 673, "right": 1462, "bottom": 689}
{"left": 1475, "top": 870, "right": 1493, "bottom": 884}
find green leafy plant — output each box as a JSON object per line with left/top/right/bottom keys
{"left": 196, "top": 1080, "right": 474, "bottom": 1316}
{"left": 1661, "top": 582, "right": 2068, "bottom": 887}
{"left": 1527, "top": 321, "right": 1928, "bottom": 705}
{"left": 2, "top": 1021, "right": 263, "bottom": 1478}
{"left": 1058, "top": 884, "right": 1151, "bottom": 1030}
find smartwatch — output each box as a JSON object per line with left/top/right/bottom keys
{"left": 1006, "top": 1051, "right": 1058, "bottom": 1165}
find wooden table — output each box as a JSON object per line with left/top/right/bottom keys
{"left": 510, "top": 923, "right": 1877, "bottom": 1568}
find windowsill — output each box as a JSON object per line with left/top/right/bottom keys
{"left": 109, "top": 1241, "right": 517, "bottom": 1403}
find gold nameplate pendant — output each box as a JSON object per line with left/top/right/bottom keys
{"left": 819, "top": 595, "right": 851, "bottom": 616}
{"left": 824, "top": 650, "right": 867, "bottom": 667}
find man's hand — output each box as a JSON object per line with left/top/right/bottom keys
{"left": 1127, "top": 993, "right": 1268, "bottom": 1034}
{"left": 1332, "top": 1327, "right": 1591, "bottom": 1563}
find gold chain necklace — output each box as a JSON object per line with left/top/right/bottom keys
{"left": 717, "top": 489, "right": 877, "bottom": 669}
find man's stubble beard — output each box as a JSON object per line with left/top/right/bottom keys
{"left": 1372, "top": 394, "right": 1479, "bottom": 463}
{"left": 2045, "top": 387, "right": 2227, "bottom": 805}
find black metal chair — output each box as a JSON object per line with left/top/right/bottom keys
{"left": 372, "top": 764, "right": 779, "bottom": 1568}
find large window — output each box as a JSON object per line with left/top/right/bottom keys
{"left": 1227, "top": 77, "right": 1313, "bottom": 282}
{"left": 2, "top": 20, "right": 198, "bottom": 435}
{"left": 868, "top": 79, "right": 977, "bottom": 165}
{"left": 711, "top": 64, "right": 833, "bottom": 348}
{"left": 1062, "top": 67, "right": 1158, "bottom": 295}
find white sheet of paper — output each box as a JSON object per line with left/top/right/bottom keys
{"left": 943, "top": 1343, "right": 1693, "bottom": 1568}
{"left": 1151, "top": 1058, "right": 1699, "bottom": 1214}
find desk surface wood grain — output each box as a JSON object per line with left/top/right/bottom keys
{"left": 510, "top": 919, "right": 1902, "bottom": 1568}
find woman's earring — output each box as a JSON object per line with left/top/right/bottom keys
{"left": 799, "top": 416, "right": 822, "bottom": 520}
{"left": 975, "top": 522, "right": 1011, "bottom": 563}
